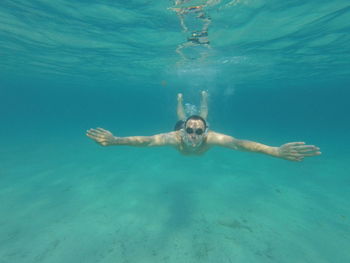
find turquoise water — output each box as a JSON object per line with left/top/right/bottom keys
{"left": 1, "top": 0, "right": 349, "bottom": 262}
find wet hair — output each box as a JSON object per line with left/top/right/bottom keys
{"left": 184, "top": 115, "right": 207, "bottom": 129}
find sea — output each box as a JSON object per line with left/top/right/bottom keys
{"left": 0, "top": 0, "right": 349, "bottom": 262}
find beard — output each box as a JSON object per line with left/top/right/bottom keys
{"left": 184, "top": 136, "right": 203, "bottom": 148}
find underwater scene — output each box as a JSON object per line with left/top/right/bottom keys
{"left": 0, "top": 0, "right": 349, "bottom": 262}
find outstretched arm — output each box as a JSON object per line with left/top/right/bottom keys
{"left": 177, "top": 93, "right": 186, "bottom": 120}
{"left": 200, "top": 91, "right": 208, "bottom": 120}
{"left": 86, "top": 128, "right": 178, "bottom": 147}
{"left": 207, "top": 132, "right": 321, "bottom": 161}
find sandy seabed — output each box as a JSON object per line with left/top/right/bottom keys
{"left": 0, "top": 139, "right": 349, "bottom": 263}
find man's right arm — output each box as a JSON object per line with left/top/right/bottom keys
{"left": 86, "top": 128, "right": 178, "bottom": 147}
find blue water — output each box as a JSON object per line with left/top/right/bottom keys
{"left": 1, "top": 1, "right": 349, "bottom": 262}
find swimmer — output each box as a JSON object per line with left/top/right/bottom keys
{"left": 87, "top": 91, "right": 321, "bottom": 161}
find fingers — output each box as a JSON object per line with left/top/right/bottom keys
{"left": 86, "top": 129, "right": 97, "bottom": 138}
{"left": 285, "top": 153, "right": 302, "bottom": 159}
{"left": 86, "top": 128, "right": 112, "bottom": 143}
{"left": 86, "top": 132, "right": 104, "bottom": 142}
{"left": 96, "top": 127, "right": 111, "bottom": 134}
{"left": 86, "top": 128, "right": 110, "bottom": 136}
{"left": 293, "top": 145, "right": 318, "bottom": 152}
{"left": 284, "top": 142, "right": 305, "bottom": 147}
{"left": 86, "top": 127, "right": 114, "bottom": 147}
{"left": 287, "top": 150, "right": 321, "bottom": 159}
{"left": 293, "top": 145, "right": 321, "bottom": 156}
{"left": 284, "top": 142, "right": 321, "bottom": 155}
{"left": 86, "top": 132, "right": 108, "bottom": 146}
{"left": 281, "top": 142, "right": 321, "bottom": 161}
{"left": 86, "top": 129, "right": 103, "bottom": 138}
{"left": 87, "top": 128, "right": 100, "bottom": 134}
{"left": 89, "top": 128, "right": 108, "bottom": 134}
{"left": 86, "top": 133, "right": 95, "bottom": 140}
{"left": 300, "top": 151, "right": 321, "bottom": 157}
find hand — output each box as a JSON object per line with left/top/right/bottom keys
{"left": 177, "top": 93, "right": 183, "bottom": 101}
{"left": 201, "top": 90, "right": 208, "bottom": 98}
{"left": 86, "top": 128, "right": 115, "bottom": 146}
{"left": 278, "top": 142, "right": 321, "bottom": 161}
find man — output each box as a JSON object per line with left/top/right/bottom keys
{"left": 87, "top": 91, "right": 321, "bottom": 161}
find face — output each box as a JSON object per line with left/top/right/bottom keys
{"left": 183, "top": 119, "right": 206, "bottom": 147}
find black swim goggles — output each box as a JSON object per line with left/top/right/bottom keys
{"left": 185, "top": 127, "right": 204, "bottom": 135}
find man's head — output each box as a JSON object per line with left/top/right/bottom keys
{"left": 183, "top": 115, "right": 207, "bottom": 147}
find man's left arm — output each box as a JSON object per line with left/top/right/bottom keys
{"left": 207, "top": 131, "right": 321, "bottom": 162}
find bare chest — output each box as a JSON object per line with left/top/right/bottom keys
{"left": 176, "top": 142, "right": 211, "bottom": 156}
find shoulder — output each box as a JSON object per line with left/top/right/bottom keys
{"left": 147, "top": 131, "right": 181, "bottom": 147}
{"left": 206, "top": 130, "right": 236, "bottom": 145}
{"left": 157, "top": 131, "right": 182, "bottom": 145}
{"left": 206, "top": 130, "right": 228, "bottom": 141}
